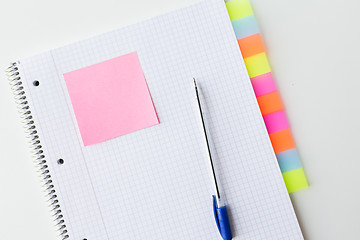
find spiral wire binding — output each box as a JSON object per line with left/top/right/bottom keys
{"left": 6, "top": 62, "right": 69, "bottom": 240}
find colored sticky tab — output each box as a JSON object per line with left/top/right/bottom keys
{"left": 231, "top": 15, "right": 259, "bottom": 39}
{"left": 225, "top": 0, "right": 253, "bottom": 21}
{"left": 263, "top": 110, "right": 289, "bottom": 134}
{"left": 250, "top": 72, "right": 277, "bottom": 97}
{"left": 276, "top": 149, "right": 302, "bottom": 173}
{"left": 257, "top": 91, "right": 283, "bottom": 115}
{"left": 269, "top": 129, "right": 295, "bottom": 154}
{"left": 64, "top": 52, "right": 159, "bottom": 146}
{"left": 237, "top": 33, "right": 265, "bottom": 58}
{"left": 226, "top": 0, "right": 308, "bottom": 192}
{"left": 282, "top": 168, "right": 308, "bottom": 193}
{"left": 244, "top": 52, "right": 271, "bottom": 78}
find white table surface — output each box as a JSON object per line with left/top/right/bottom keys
{"left": 1, "top": 0, "right": 359, "bottom": 239}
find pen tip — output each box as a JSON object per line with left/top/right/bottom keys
{"left": 193, "top": 78, "right": 197, "bottom": 88}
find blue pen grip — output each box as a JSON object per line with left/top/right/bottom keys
{"left": 213, "top": 196, "right": 233, "bottom": 240}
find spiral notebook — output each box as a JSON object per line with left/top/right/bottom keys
{"left": 6, "top": 0, "right": 303, "bottom": 239}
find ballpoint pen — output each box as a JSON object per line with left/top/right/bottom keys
{"left": 193, "top": 78, "right": 233, "bottom": 240}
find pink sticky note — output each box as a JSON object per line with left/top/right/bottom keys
{"left": 64, "top": 52, "right": 159, "bottom": 146}
{"left": 263, "top": 110, "right": 289, "bottom": 134}
{"left": 250, "top": 72, "right": 277, "bottom": 97}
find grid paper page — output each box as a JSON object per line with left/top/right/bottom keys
{"left": 18, "top": 0, "right": 303, "bottom": 239}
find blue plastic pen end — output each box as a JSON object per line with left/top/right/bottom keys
{"left": 213, "top": 195, "right": 233, "bottom": 240}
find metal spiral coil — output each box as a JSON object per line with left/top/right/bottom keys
{"left": 6, "top": 62, "right": 69, "bottom": 240}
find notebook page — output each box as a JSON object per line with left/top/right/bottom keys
{"left": 18, "top": 0, "right": 303, "bottom": 239}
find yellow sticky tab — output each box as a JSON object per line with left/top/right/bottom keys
{"left": 282, "top": 168, "right": 309, "bottom": 193}
{"left": 226, "top": 0, "right": 254, "bottom": 21}
{"left": 244, "top": 53, "right": 271, "bottom": 78}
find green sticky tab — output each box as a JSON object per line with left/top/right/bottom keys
{"left": 282, "top": 168, "right": 309, "bottom": 193}
{"left": 226, "top": 0, "right": 254, "bottom": 21}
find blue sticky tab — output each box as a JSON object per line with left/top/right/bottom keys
{"left": 276, "top": 149, "right": 303, "bottom": 173}
{"left": 231, "top": 14, "right": 259, "bottom": 39}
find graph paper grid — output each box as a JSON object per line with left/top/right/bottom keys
{"left": 17, "top": 0, "right": 303, "bottom": 239}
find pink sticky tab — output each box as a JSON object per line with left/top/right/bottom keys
{"left": 64, "top": 52, "right": 159, "bottom": 146}
{"left": 263, "top": 110, "right": 289, "bottom": 134}
{"left": 250, "top": 72, "right": 277, "bottom": 97}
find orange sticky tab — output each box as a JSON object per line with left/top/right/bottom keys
{"left": 269, "top": 129, "right": 295, "bottom": 154}
{"left": 257, "top": 91, "right": 283, "bottom": 115}
{"left": 237, "top": 33, "right": 265, "bottom": 58}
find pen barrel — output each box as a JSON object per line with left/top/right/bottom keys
{"left": 213, "top": 195, "right": 233, "bottom": 240}
{"left": 216, "top": 197, "right": 225, "bottom": 208}
{"left": 216, "top": 206, "right": 233, "bottom": 240}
